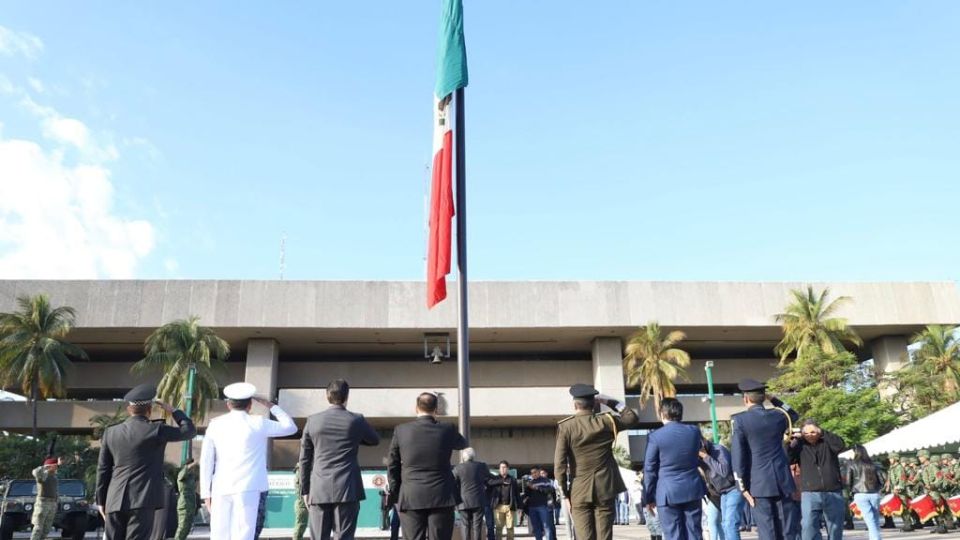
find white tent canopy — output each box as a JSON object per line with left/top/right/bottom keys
{"left": 841, "top": 400, "right": 960, "bottom": 458}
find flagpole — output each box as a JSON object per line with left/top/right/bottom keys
{"left": 454, "top": 87, "right": 470, "bottom": 444}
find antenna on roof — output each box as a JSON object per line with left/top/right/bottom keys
{"left": 280, "top": 232, "right": 287, "bottom": 280}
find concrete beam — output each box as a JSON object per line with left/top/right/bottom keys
{"left": 279, "top": 387, "right": 573, "bottom": 423}
{"left": 0, "top": 400, "right": 231, "bottom": 431}
{"left": 3, "top": 280, "right": 958, "bottom": 331}
{"left": 627, "top": 396, "right": 746, "bottom": 424}
{"left": 276, "top": 359, "right": 592, "bottom": 389}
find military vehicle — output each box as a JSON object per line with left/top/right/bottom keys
{"left": 0, "top": 478, "right": 98, "bottom": 540}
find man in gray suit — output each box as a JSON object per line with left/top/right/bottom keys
{"left": 299, "top": 379, "right": 380, "bottom": 540}
{"left": 96, "top": 383, "right": 196, "bottom": 540}
{"left": 387, "top": 392, "right": 468, "bottom": 540}
{"left": 453, "top": 448, "right": 493, "bottom": 540}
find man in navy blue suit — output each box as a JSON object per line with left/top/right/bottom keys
{"left": 643, "top": 398, "right": 706, "bottom": 540}
{"left": 730, "top": 379, "right": 800, "bottom": 540}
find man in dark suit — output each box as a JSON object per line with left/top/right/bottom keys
{"left": 554, "top": 383, "right": 640, "bottom": 540}
{"left": 387, "top": 392, "right": 468, "bottom": 540}
{"left": 299, "top": 379, "right": 380, "bottom": 540}
{"left": 453, "top": 448, "right": 492, "bottom": 540}
{"left": 96, "top": 383, "right": 196, "bottom": 540}
{"left": 643, "top": 398, "right": 706, "bottom": 540}
{"left": 730, "top": 379, "right": 800, "bottom": 540}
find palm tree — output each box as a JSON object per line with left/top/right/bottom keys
{"left": 0, "top": 294, "right": 89, "bottom": 438}
{"left": 774, "top": 286, "right": 863, "bottom": 365}
{"left": 623, "top": 322, "right": 691, "bottom": 410}
{"left": 909, "top": 324, "right": 960, "bottom": 398}
{"left": 89, "top": 406, "right": 129, "bottom": 440}
{"left": 132, "top": 316, "right": 229, "bottom": 422}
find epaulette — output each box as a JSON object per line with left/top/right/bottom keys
{"left": 558, "top": 415, "right": 575, "bottom": 425}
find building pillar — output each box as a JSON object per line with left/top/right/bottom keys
{"left": 870, "top": 335, "right": 910, "bottom": 398}
{"left": 592, "top": 337, "right": 629, "bottom": 449}
{"left": 245, "top": 338, "right": 280, "bottom": 466}
{"left": 245, "top": 338, "right": 280, "bottom": 400}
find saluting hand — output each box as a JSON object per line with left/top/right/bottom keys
{"left": 253, "top": 397, "right": 273, "bottom": 408}
{"left": 154, "top": 400, "right": 175, "bottom": 414}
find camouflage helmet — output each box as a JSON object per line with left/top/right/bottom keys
{"left": 939, "top": 454, "right": 951, "bottom": 462}
{"left": 889, "top": 452, "right": 900, "bottom": 460}
{"left": 917, "top": 449, "right": 930, "bottom": 459}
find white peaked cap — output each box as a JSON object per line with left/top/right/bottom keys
{"left": 224, "top": 382, "right": 257, "bottom": 400}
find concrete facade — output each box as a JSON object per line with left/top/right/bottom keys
{"left": 1, "top": 280, "right": 958, "bottom": 468}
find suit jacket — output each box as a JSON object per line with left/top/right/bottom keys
{"left": 386, "top": 415, "right": 468, "bottom": 511}
{"left": 731, "top": 403, "right": 798, "bottom": 498}
{"left": 453, "top": 461, "right": 492, "bottom": 510}
{"left": 96, "top": 411, "right": 196, "bottom": 512}
{"left": 643, "top": 421, "right": 706, "bottom": 506}
{"left": 554, "top": 407, "right": 640, "bottom": 505}
{"left": 298, "top": 404, "right": 380, "bottom": 504}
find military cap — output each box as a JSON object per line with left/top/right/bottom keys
{"left": 224, "top": 382, "right": 257, "bottom": 400}
{"left": 737, "top": 378, "right": 766, "bottom": 393}
{"left": 568, "top": 383, "right": 599, "bottom": 399}
{"left": 917, "top": 449, "right": 930, "bottom": 458}
{"left": 124, "top": 383, "right": 157, "bottom": 405}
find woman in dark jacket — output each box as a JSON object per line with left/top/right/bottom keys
{"left": 846, "top": 445, "right": 886, "bottom": 540}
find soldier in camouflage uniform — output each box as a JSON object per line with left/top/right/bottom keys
{"left": 292, "top": 463, "right": 308, "bottom": 540}
{"left": 175, "top": 459, "right": 199, "bottom": 540}
{"left": 904, "top": 457, "right": 925, "bottom": 529}
{"left": 30, "top": 457, "right": 60, "bottom": 540}
{"left": 918, "top": 449, "right": 948, "bottom": 534}
{"left": 885, "top": 453, "right": 915, "bottom": 531}
{"left": 938, "top": 454, "right": 956, "bottom": 529}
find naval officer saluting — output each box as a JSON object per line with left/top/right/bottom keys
{"left": 730, "top": 379, "right": 799, "bottom": 540}
{"left": 96, "top": 383, "right": 196, "bottom": 540}
{"left": 200, "top": 382, "right": 297, "bottom": 540}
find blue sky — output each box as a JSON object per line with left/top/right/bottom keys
{"left": 1, "top": 2, "right": 958, "bottom": 281}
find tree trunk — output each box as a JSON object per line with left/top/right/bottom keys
{"left": 31, "top": 378, "right": 38, "bottom": 439}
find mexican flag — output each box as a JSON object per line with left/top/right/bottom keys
{"left": 427, "top": 0, "right": 468, "bottom": 309}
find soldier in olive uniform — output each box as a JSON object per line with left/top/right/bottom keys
{"left": 904, "top": 457, "right": 926, "bottom": 529}
{"left": 175, "top": 459, "right": 199, "bottom": 540}
{"left": 554, "top": 384, "right": 640, "bottom": 540}
{"left": 885, "top": 452, "right": 914, "bottom": 531}
{"left": 937, "top": 455, "right": 956, "bottom": 529}
{"left": 292, "top": 463, "right": 308, "bottom": 540}
{"left": 30, "top": 457, "right": 60, "bottom": 540}
{"left": 918, "top": 449, "right": 948, "bottom": 534}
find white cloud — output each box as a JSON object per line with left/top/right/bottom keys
{"left": 0, "top": 138, "right": 155, "bottom": 278}
{"left": 27, "top": 77, "right": 45, "bottom": 94}
{"left": 19, "top": 95, "right": 119, "bottom": 162}
{"left": 0, "top": 25, "right": 43, "bottom": 59}
{"left": 0, "top": 93, "right": 155, "bottom": 278}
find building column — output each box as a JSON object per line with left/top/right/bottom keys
{"left": 245, "top": 338, "right": 281, "bottom": 466}
{"left": 592, "top": 337, "right": 629, "bottom": 449}
{"left": 870, "top": 335, "right": 909, "bottom": 398}
{"left": 245, "top": 338, "right": 280, "bottom": 399}
{"left": 591, "top": 337, "right": 626, "bottom": 400}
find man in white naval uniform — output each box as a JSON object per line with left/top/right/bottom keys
{"left": 200, "top": 382, "right": 297, "bottom": 540}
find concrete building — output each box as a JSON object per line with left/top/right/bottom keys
{"left": 1, "top": 280, "right": 958, "bottom": 469}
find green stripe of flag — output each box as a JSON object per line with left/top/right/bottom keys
{"left": 435, "top": 0, "right": 468, "bottom": 100}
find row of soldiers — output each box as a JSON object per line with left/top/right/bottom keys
{"left": 886, "top": 449, "right": 960, "bottom": 533}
